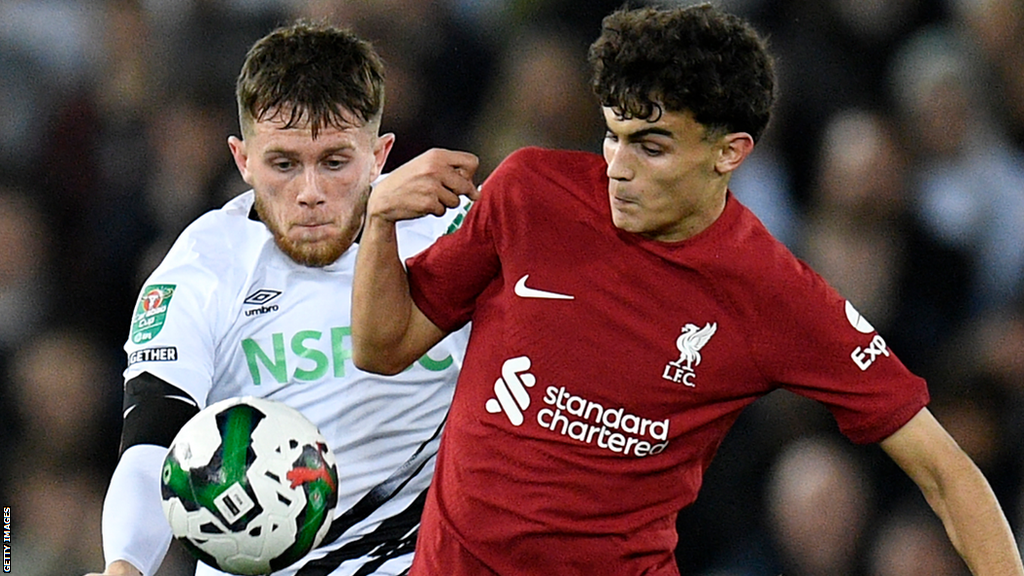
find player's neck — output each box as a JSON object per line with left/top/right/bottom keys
{"left": 647, "top": 188, "right": 727, "bottom": 243}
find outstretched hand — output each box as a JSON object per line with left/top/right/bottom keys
{"left": 369, "top": 148, "right": 480, "bottom": 223}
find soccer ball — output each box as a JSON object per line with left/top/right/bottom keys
{"left": 161, "top": 396, "right": 339, "bottom": 575}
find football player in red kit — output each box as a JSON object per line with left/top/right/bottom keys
{"left": 351, "top": 4, "right": 1024, "bottom": 575}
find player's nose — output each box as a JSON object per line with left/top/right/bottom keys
{"left": 605, "top": 144, "right": 634, "bottom": 181}
{"left": 296, "top": 169, "right": 327, "bottom": 207}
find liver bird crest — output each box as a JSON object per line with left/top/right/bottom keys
{"left": 669, "top": 322, "right": 717, "bottom": 370}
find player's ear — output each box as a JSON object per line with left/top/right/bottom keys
{"left": 714, "top": 132, "right": 755, "bottom": 175}
{"left": 228, "top": 136, "right": 253, "bottom": 184}
{"left": 371, "top": 132, "right": 396, "bottom": 181}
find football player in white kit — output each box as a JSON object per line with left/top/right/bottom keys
{"left": 87, "top": 21, "right": 479, "bottom": 576}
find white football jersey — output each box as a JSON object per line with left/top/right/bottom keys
{"left": 123, "top": 190, "right": 469, "bottom": 576}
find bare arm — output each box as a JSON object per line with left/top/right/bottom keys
{"left": 880, "top": 407, "right": 1024, "bottom": 575}
{"left": 351, "top": 148, "right": 479, "bottom": 375}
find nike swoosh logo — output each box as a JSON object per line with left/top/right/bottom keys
{"left": 514, "top": 275, "right": 574, "bottom": 300}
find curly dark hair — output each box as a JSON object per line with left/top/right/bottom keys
{"left": 236, "top": 20, "right": 385, "bottom": 138}
{"left": 588, "top": 4, "right": 775, "bottom": 141}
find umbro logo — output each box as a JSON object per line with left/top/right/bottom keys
{"left": 244, "top": 289, "right": 282, "bottom": 306}
{"left": 244, "top": 289, "right": 281, "bottom": 317}
{"left": 514, "top": 275, "right": 574, "bottom": 300}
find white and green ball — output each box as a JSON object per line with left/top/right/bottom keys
{"left": 161, "top": 397, "right": 338, "bottom": 575}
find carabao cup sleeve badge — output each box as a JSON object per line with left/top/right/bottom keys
{"left": 131, "top": 284, "right": 177, "bottom": 344}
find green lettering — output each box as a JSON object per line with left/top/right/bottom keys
{"left": 243, "top": 326, "right": 426, "bottom": 383}
{"left": 331, "top": 327, "right": 352, "bottom": 377}
{"left": 418, "top": 352, "right": 454, "bottom": 371}
{"left": 292, "top": 330, "right": 328, "bottom": 381}
{"left": 445, "top": 201, "right": 473, "bottom": 235}
{"left": 242, "top": 334, "right": 287, "bottom": 385}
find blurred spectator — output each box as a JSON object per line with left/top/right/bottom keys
{"left": 0, "top": 190, "right": 54, "bottom": 356}
{"left": 9, "top": 466, "right": 106, "bottom": 576}
{"left": 0, "top": 0, "right": 103, "bottom": 186}
{"left": 756, "top": 0, "right": 943, "bottom": 206}
{"left": 469, "top": 24, "right": 604, "bottom": 178}
{"left": 146, "top": 0, "right": 284, "bottom": 108}
{"left": 676, "top": 392, "right": 838, "bottom": 576}
{"left": 10, "top": 328, "right": 120, "bottom": 474}
{"left": 800, "top": 109, "right": 908, "bottom": 332}
{"left": 134, "top": 95, "right": 246, "bottom": 281}
{"left": 0, "top": 188, "right": 56, "bottom": 512}
{"left": 30, "top": 0, "right": 155, "bottom": 354}
{"left": 867, "top": 503, "right": 970, "bottom": 576}
{"left": 5, "top": 328, "right": 119, "bottom": 575}
{"left": 0, "top": 42, "right": 53, "bottom": 189}
{"left": 947, "top": 0, "right": 1024, "bottom": 148}
{"left": 965, "top": 306, "right": 1024, "bottom": 404}
{"left": 889, "top": 25, "right": 1024, "bottom": 316}
{"left": 765, "top": 435, "right": 874, "bottom": 576}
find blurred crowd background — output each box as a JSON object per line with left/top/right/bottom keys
{"left": 2, "top": 0, "right": 1023, "bottom": 574}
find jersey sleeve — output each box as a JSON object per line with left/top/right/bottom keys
{"left": 123, "top": 224, "right": 229, "bottom": 409}
{"left": 745, "top": 254, "right": 929, "bottom": 444}
{"left": 101, "top": 445, "right": 174, "bottom": 575}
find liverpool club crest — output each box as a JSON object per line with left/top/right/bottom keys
{"left": 662, "top": 322, "right": 717, "bottom": 386}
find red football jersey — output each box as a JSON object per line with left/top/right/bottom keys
{"left": 405, "top": 147, "right": 928, "bottom": 575}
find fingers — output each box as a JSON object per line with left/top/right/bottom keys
{"left": 369, "top": 148, "right": 480, "bottom": 222}
{"left": 446, "top": 152, "right": 482, "bottom": 202}
{"left": 440, "top": 149, "right": 480, "bottom": 179}
{"left": 431, "top": 149, "right": 478, "bottom": 199}
{"left": 435, "top": 186, "right": 462, "bottom": 211}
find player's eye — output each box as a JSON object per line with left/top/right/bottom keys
{"left": 324, "top": 158, "right": 349, "bottom": 170}
{"left": 272, "top": 159, "right": 295, "bottom": 172}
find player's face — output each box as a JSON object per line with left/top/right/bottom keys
{"left": 602, "top": 106, "right": 749, "bottom": 243}
{"left": 228, "top": 110, "right": 394, "bottom": 266}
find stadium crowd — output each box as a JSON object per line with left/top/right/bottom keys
{"left": 1, "top": 0, "right": 1022, "bottom": 574}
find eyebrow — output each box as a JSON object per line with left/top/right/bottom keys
{"left": 607, "top": 126, "right": 675, "bottom": 141}
{"left": 262, "top": 144, "right": 354, "bottom": 157}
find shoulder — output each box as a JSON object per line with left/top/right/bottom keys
{"left": 495, "top": 147, "right": 606, "bottom": 184}
{"left": 699, "top": 196, "right": 830, "bottom": 310}
{"left": 501, "top": 146, "right": 600, "bottom": 166}
{"left": 484, "top": 147, "right": 606, "bottom": 213}
{"left": 148, "top": 191, "right": 268, "bottom": 288}
{"left": 182, "top": 190, "right": 259, "bottom": 239}
{"left": 173, "top": 191, "right": 263, "bottom": 255}
{"left": 707, "top": 195, "right": 796, "bottom": 266}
